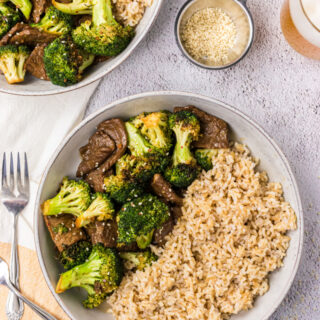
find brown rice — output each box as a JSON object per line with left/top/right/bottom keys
{"left": 113, "top": 0, "right": 153, "bottom": 27}
{"left": 108, "top": 143, "right": 297, "bottom": 320}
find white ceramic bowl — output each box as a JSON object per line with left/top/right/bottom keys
{"left": 0, "top": 0, "right": 163, "bottom": 96}
{"left": 34, "top": 91, "right": 303, "bottom": 320}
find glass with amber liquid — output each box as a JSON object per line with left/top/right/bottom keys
{"left": 281, "top": 0, "right": 320, "bottom": 60}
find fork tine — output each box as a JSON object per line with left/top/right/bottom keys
{"left": 9, "top": 152, "right": 14, "bottom": 192}
{"left": 17, "top": 152, "right": 23, "bottom": 194}
{"left": 1, "top": 153, "right": 8, "bottom": 190}
{"left": 24, "top": 153, "right": 30, "bottom": 195}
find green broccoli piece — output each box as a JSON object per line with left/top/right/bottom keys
{"left": 130, "top": 111, "right": 173, "bottom": 153}
{"left": 71, "top": 0, "right": 134, "bottom": 56}
{"left": 42, "top": 177, "right": 91, "bottom": 217}
{"left": 0, "top": 45, "right": 30, "bottom": 84}
{"left": 30, "top": 6, "right": 73, "bottom": 35}
{"left": 104, "top": 173, "right": 144, "bottom": 204}
{"left": 56, "top": 244, "right": 123, "bottom": 308}
{"left": 117, "top": 194, "right": 170, "bottom": 249}
{"left": 7, "top": 0, "right": 32, "bottom": 19}
{"left": 120, "top": 250, "right": 157, "bottom": 271}
{"left": 59, "top": 240, "right": 92, "bottom": 270}
{"left": 164, "top": 111, "right": 201, "bottom": 188}
{"left": 52, "top": 0, "right": 94, "bottom": 15}
{"left": 52, "top": 223, "right": 68, "bottom": 235}
{"left": 75, "top": 192, "right": 114, "bottom": 228}
{"left": 44, "top": 36, "right": 95, "bottom": 87}
{"left": 125, "top": 122, "right": 168, "bottom": 177}
{"left": 195, "top": 149, "right": 218, "bottom": 171}
{"left": 0, "top": 3, "right": 21, "bottom": 39}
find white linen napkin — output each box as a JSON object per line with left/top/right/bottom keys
{"left": 0, "top": 81, "right": 99, "bottom": 251}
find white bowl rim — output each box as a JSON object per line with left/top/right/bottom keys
{"left": 0, "top": 0, "right": 164, "bottom": 96}
{"left": 34, "top": 90, "right": 304, "bottom": 320}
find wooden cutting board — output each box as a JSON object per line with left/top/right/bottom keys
{"left": 0, "top": 242, "right": 69, "bottom": 320}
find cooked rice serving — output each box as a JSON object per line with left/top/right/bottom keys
{"left": 113, "top": 0, "right": 153, "bottom": 26}
{"left": 108, "top": 143, "right": 297, "bottom": 320}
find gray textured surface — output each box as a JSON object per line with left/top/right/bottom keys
{"left": 86, "top": 0, "right": 320, "bottom": 319}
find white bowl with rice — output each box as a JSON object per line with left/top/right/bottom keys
{"left": 34, "top": 91, "right": 303, "bottom": 320}
{"left": 0, "top": 0, "right": 163, "bottom": 96}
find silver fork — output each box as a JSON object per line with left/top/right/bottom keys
{"left": 1, "top": 153, "right": 30, "bottom": 320}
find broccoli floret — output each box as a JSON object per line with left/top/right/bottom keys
{"left": 195, "top": 149, "right": 218, "bottom": 171}
{"left": 115, "top": 154, "right": 160, "bottom": 184}
{"left": 0, "top": 3, "right": 21, "bottom": 39}
{"left": 117, "top": 194, "right": 170, "bottom": 249}
{"left": 125, "top": 122, "right": 168, "bottom": 177}
{"left": 0, "top": 45, "right": 30, "bottom": 84}
{"left": 120, "top": 250, "right": 157, "bottom": 271}
{"left": 8, "top": 0, "right": 32, "bottom": 19}
{"left": 52, "top": 0, "right": 94, "bottom": 15}
{"left": 71, "top": 0, "right": 134, "bottom": 56}
{"left": 56, "top": 244, "right": 123, "bottom": 308}
{"left": 42, "top": 177, "right": 91, "bottom": 217}
{"left": 130, "top": 111, "right": 173, "bottom": 153}
{"left": 59, "top": 240, "right": 92, "bottom": 270}
{"left": 44, "top": 36, "right": 95, "bottom": 87}
{"left": 164, "top": 111, "right": 200, "bottom": 188}
{"left": 104, "top": 173, "right": 144, "bottom": 204}
{"left": 30, "top": 6, "right": 73, "bottom": 35}
{"left": 75, "top": 192, "right": 114, "bottom": 228}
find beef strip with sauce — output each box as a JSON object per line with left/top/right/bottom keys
{"left": 25, "top": 43, "right": 49, "bottom": 80}
{"left": 151, "top": 174, "right": 183, "bottom": 206}
{"left": 77, "top": 130, "right": 116, "bottom": 177}
{"left": 153, "top": 214, "right": 175, "bottom": 246}
{"left": 43, "top": 214, "right": 86, "bottom": 252}
{"left": 174, "top": 105, "right": 229, "bottom": 149}
{"left": 86, "top": 219, "right": 138, "bottom": 251}
{"left": 84, "top": 119, "right": 128, "bottom": 192}
{"left": 86, "top": 220, "right": 118, "bottom": 248}
{"left": 31, "top": 0, "right": 50, "bottom": 23}
{"left": 0, "top": 23, "right": 57, "bottom": 46}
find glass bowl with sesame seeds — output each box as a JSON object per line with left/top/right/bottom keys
{"left": 175, "top": 0, "right": 254, "bottom": 69}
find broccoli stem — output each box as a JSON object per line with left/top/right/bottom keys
{"left": 10, "top": 0, "right": 32, "bottom": 19}
{"left": 136, "top": 229, "right": 154, "bottom": 249}
{"left": 125, "top": 122, "right": 152, "bottom": 156}
{"left": 173, "top": 128, "right": 194, "bottom": 166}
{"left": 93, "top": 0, "right": 115, "bottom": 26}
{"left": 56, "top": 259, "right": 101, "bottom": 294}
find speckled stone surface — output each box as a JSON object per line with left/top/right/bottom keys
{"left": 86, "top": 0, "right": 320, "bottom": 319}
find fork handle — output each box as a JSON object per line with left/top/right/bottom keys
{"left": 6, "top": 214, "right": 24, "bottom": 320}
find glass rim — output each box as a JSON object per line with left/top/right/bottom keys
{"left": 300, "top": 0, "right": 320, "bottom": 32}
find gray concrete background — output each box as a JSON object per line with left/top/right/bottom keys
{"left": 86, "top": 0, "right": 320, "bottom": 319}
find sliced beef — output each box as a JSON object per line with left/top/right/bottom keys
{"left": 31, "top": 0, "right": 51, "bottom": 23}
{"left": 174, "top": 105, "right": 229, "bottom": 149}
{"left": 86, "top": 220, "right": 117, "bottom": 248}
{"left": 77, "top": 130, "right": 116, "bottom": 177}
{"left": 171, "top": 206, "right": 183, "bottom": 224}
{"left": 151, "top": 174, "right": 183, "bottom": 206}
{"left": 153, "top": 215, "right": 174, "bottom": 246}
{"left": 43, "top": 214, "right": 86, "bottom": 252}
{"left": 117, "top": 242, "right": 139, "bottom": 252}
{"left": 85, "top": 168, "right": 113, "bottom": 193}
{"left": 0, "top": 23, "right": 57, "bottom": 46}
{"left": 0, "top": 23, "right": 26, "bottom": 46}
{"left": 84, "top": 119, "right": 128, "bottom": 192}
{"left": 86, "top": 219, "right": 138, "bottom": 251}
{"left": 25, "top": 44, "right": 49, "bottom": 80}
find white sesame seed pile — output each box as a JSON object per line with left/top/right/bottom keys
{"left": 181, "top": 7, "right": 236, "bottom": 64}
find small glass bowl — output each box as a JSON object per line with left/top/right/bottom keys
{"left": 175, "top": 0, "right": 254, "bottom": 69}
